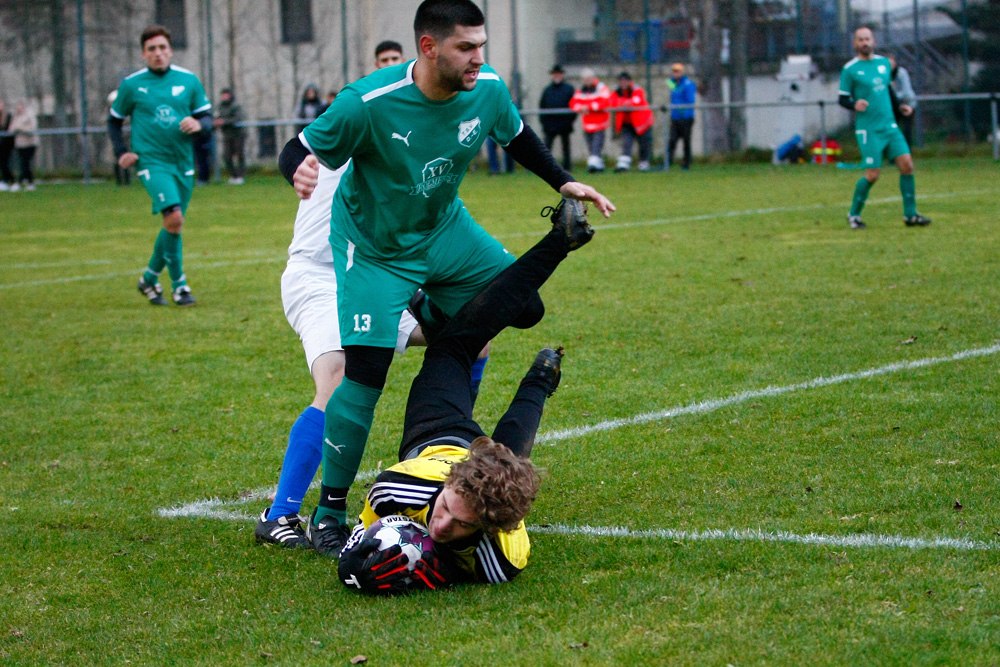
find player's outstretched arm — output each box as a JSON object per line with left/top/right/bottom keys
{"left": 503, "top": 124, "right": 615, "bottom": 218}
{"left": 559, "top": 181, "right": 616, "bottom": 218}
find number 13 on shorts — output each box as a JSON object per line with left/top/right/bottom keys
{"left": 353, "top": 314, "right": 372, "bottom": 332}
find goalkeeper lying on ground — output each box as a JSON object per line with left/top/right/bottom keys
{"left": 338, "top": 198, "right": 595, "bottom": 594}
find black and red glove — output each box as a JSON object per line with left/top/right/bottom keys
{"left": 410, "top": 549, "right": 461, "bottom": 591}
{"left": 339, "top": 538, "right": 411, "bottom": 595}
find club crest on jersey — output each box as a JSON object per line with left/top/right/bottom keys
{"left": 153, "top": 104, "right": 178, "bottom": 129}
{"left": 410, "top": 157, "right": 459, "bottom": 198}
{"left": 457, "top": 117, "right": 481, "bottom": 147}
{"left": 877, "top": 65, "right": 887, "bottom": 74}
{"left": 172, "top": 85, "right": 186, "bottom": 97}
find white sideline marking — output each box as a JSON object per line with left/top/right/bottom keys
{"left": 158, "top": 342, "right": 1000, "bottom": 553}
{"left": 156, "top": 473, "right": 376, "bottom": 522}
{"left": 498, "top": 188, "right": 993, "bottom": 239}
{"left": 529, "top": 524, "right": 1000, "bottom": 552}
{"left": 3, "top": 188, "right": 990, "bottom": 291}
{"left": 538, "top": 343, "right": 1000, "bottom": 444}
{"left": 0, "top": 256, "right": 285, "bottom": 290}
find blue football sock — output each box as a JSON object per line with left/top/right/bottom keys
{"left": 267, "top": 406, "right": 324, "bottom": 520}
{"left": 470, "top": 356, "right": 489, "bottom": 406}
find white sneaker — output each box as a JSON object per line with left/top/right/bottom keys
{"left": 228, "top": 177, "right": 244, "bottom": 185}
{"left": 9, "top": 183, "right": 20, "bottom": 192}
{"left": 24, "top": 183, "right": 35, "bottom": 191}
{"left": 638, "top": 161, "right": 650, "bottom": 172}
{"left": 0, "top": 182, "right": 9, "bottom": 192}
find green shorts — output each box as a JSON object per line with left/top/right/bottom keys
{"left": 136, "top": 162, "right": 194, "bottom": 214}
{"left": 856, "top": 124, "right": 910, "bottom": 168}
{"left": 330, "top": 209, "right": 516, "bottom": 349}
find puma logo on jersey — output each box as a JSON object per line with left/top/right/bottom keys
{"left": 391, "top": 131, "right": 412, "bottom": 146}
{"left": 172, "top": 85, "right": 186, "bottom": 96}
{"left": 138, "top": 87, "right": 148, "bottom": 94}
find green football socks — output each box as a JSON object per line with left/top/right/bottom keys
{"left": 849, "top": 177, "right": 873, "bottom": 217}
{"left": 144, "top": 228, "right": 185, "bottom": 289}
{"left": 899, "top": 174, "right": 917, "bottom": 217}
{"left": 314, "top": 378, "right": 382, "bottom": 526}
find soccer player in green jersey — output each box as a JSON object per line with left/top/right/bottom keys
{"left": 279, "top": 0, "right": 614, "bottom": 557}
{"left": 839, "top": 27, "right": 931, "bottom": 230}
{"left": 108, "top": 25, "right": 213, "bottom": 306}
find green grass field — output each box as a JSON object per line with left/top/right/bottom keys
{"left": 2, "top": 159, "right": 999, "bottom": 665}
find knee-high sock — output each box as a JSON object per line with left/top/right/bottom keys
{"left": 470, "top": 356, "right": 488, "bottom": 406}
{"left": 899, "top": 174, "right": 917, "bottom": 217}
{"left": 159, "top": 231, "right": 186, "bottom": 289}
{"left": 144, "top": 228, "right": 171, "bottom": 284}
{"left": 267, "top": 406, "right": 324, "bottom": 520}
{"left": 491, "top": 371, "right": 550, "bottom": 459}
{"left": 850, "top": 177, "right": 873, "bottom": 217}
{"left": 314, "top": 378, "right": 381, "bottom": 525}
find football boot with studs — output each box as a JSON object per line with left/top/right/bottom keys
{"left": 305, "top": 509, "right": 351, "bottom": 558}
{"left": 254, "top": 509, "right": 311, "bottom": 549}
{"left": 137, "top": 277, "right": 168, "bottom": 306}
{"left": 542, "top": 198, "right": 594, "bottom": 251}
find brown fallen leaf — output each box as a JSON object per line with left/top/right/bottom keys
{"left": 259, "top": 652, "right": 273, "bottom": 659}
{"left": 11, "top": 629, "right": 24, "bottom": 638}
{"left": 901, "top": 336, "right": 917, "bottom": 345}
{"left": 568, "top": 642, "right": 589, "bottom": 650}
{"left": 953, "top": 499, "right": 963, "bottom": 511}
{"left": 350, "top": 656, "right": 368, "bottom": 665}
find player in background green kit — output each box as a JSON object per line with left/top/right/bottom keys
{"left": 279, "top": 0, "right": 614, "bottom": 557}
{"left": 108, "top": 25, "right": 213, "bottom": 306}
{"left": 839, "top": 27, "right": 930, "bottom": 230}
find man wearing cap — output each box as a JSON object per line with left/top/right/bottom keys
{"left": 538, "top": 64, "right": 576, "bottom": 171}
{"left": 667, "top": 62, "right": 696, "bottom": 171}
{"left": 612, "top": 71, "right": 654, "bottom": 172}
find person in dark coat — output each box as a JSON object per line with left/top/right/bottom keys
{"left": 538, "top": 64, "right": 576, "bottom": 170}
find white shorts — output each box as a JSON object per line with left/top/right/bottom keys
{"left": 281, "top": 255, "right": 418, "bottom": 372}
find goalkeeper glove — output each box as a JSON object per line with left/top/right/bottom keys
{"left": 410, "top": 548, "right": 462, "bottom": 591}
{"left": 339, "top": 538, "right": 411, "bottom": 595}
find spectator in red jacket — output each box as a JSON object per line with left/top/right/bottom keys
{"left": 569, "top": 68, "right": 611, "bottom": 172}
{"left": 612, "top": 71, "right": 654, "bottom": 172}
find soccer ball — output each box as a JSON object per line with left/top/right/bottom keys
{"left": 363, "top": 515, "right": 433, "bottom": 571}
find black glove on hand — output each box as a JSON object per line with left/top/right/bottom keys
{"left": 339, "top": 538, "right": 411, "bottom": 595}
{"left": 411, "top": 548, "right": 461, "bottom": 590}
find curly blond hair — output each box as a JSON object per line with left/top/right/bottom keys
{"left": 445, "top": 436, "right": 540, "bottom": 535}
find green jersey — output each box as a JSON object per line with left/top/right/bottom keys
{"left": 839, "top": 56, "right": 895, "bottom": 131}
{"left": 111, "top": 65, "right": 211, "bottom": 169}
{"left": 302, "top": 61, "right": 523, "bottom": 258}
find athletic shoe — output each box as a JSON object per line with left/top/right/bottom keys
{"left": 137, "top": 277, "right": 168, "bottom": 306}
{"left": 848, "top": 215, "right": 867, "bottom": 230}
{"left": 526, "top": 346, "right": 565, "bottom": 397}
{"left": 0, "top": 182, "right": 9, "bottom": 192}
{"left": 9, "top": 183, "right": 20, "bottom": 192}
{"left": 305, "top": 510, "right": 351, "bottom": 558}
{"left": 228, "top": 177, "right": 245, "bottom": 185}
{"left": 254, "top": 508, "right": 311, "bottom": 549}
{"left": 172, "top": 285, "right": 196, "bottom": 306}
{"left": 904, "top": 214, "right": 931, "bottom": 227}
{"left": 407, "top": 288, "right": 450, "bottom": 344}
{"left": 638, "top": 161, "right": 650, "bottom": 172}
{"left": 544, "top": 197, "right": 594, "bottom": 251}
{"left": 24, "top": 183, "right": 35, "bottom": 192}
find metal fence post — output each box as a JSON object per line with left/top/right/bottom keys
{"left": 819, "top": 99, "right": 827, "bottom": 164}
{"left": 661, "top": 105, "right": 670, "bottom": 171}
{"left": 992, "top": 94, "right": 999, "bottom": 162}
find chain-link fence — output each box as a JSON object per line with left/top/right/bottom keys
{"left": 1, "top": 92, "right": 996, "bottom": 184}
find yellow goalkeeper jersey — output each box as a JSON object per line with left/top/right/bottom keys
{"left": 350, "top": 444, "right": 530, "bottom": 584}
